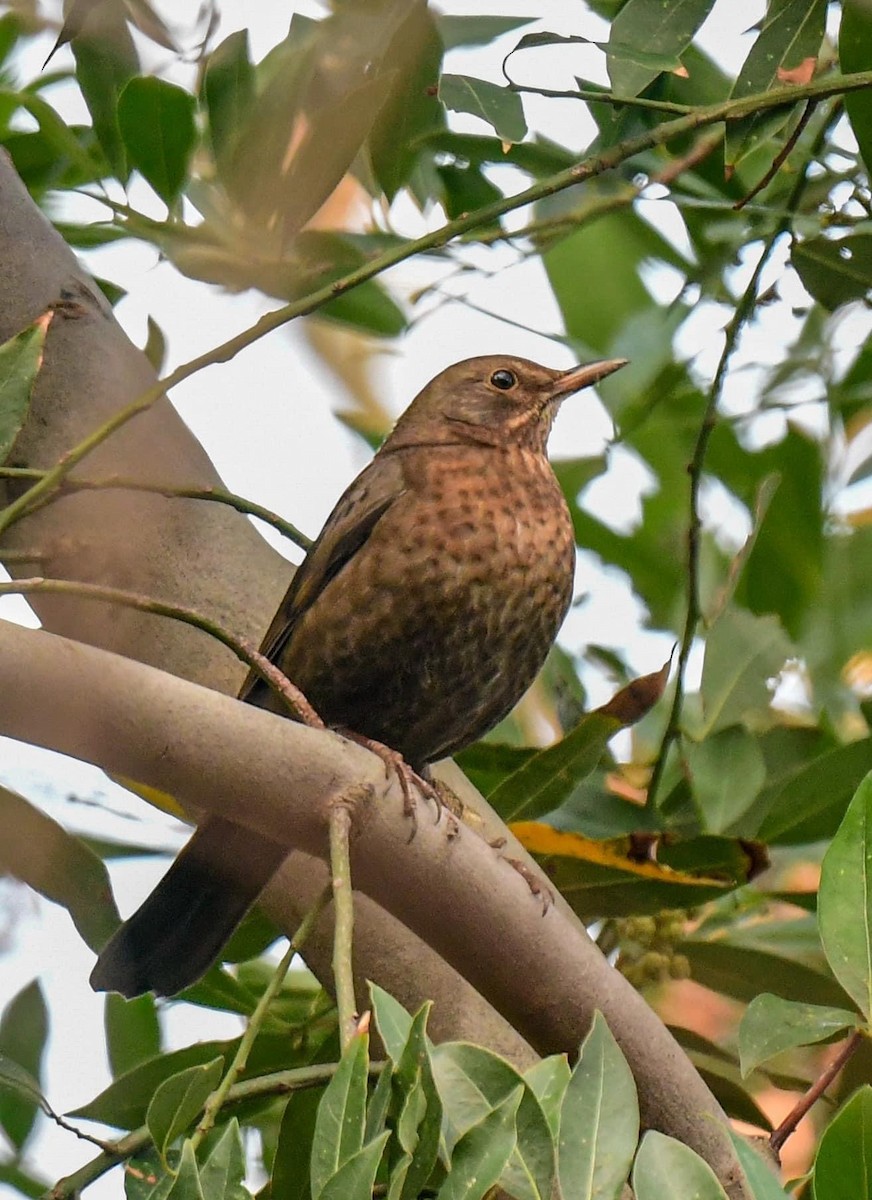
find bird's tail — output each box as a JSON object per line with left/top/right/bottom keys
{"left": 90, "top": 817, "right": 289, "bottom": 998}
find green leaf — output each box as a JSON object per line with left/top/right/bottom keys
{"left": 199, "top": 1119, "right": 248, "bottom": 1200}
{"left": 725, "top": 0, "right": 827, "bottom": 170}
{"left": 684, "top": 727, "right": 767, "bottom": 834}
{"left": 271, "top": 1085, "right": 324, "bottom": 1200}
{"left": 0, "top": 785, "right": 121, "bottom": 952}
{"left": 370, "top": 984, "right": 414, "bottom": 1063}
{"left": 523, "top": 1057, "right": 569, "bottom": 1139}
{"left": 367, "top": 5, "right": 444, "bottom": 201}
{"left": 486, "top": 711, "right": 619, "bottom": 822}
{"left": 841, "top": 0, "right": 872, "bottom": 177}
{"left": 757, "top": 737, "right": 872, "bottom": 845}
{"left": 105, "top": 993, "right": 161, "bottom": 1078}
{"left": 437, "top": 16, "right": 535, "bottom": 50}
{"left": 202, "top": 30, "right": 255, "bottom": 170}
{"left": 633, "top": 1130, "right": 728, "bottom": 1199}
{"left": 390, "top": 1005, "right": 442, "bottom": 1200}
{"left": 812, "top": 1084, "right": 872, "bottom": 1200}
{"left": 0, "top": 1054, "right": 48, "bottom": 1118}
{"left": 311, "top": 1034, "right": 368, "bottom": 1199}
{"left": 146, "top": 1058, "right": 224, "bottom": 1162}
{"left": 738, "top": 995, "right": 859, "bottom": 1077}
{"left": 819, "top": 772, "right": 872, "bottom": 1019}
{"left": 695, "top": 608, "right": 793, "bottom": 738}
{"left": 71, "top": 5, "right": 139, "bottom": 179}
{"left": 0, "top": 312, "right": 50, "bottom": 464}
{"left": 436, "top": 1087, "right": 522, "bottom": 1200}
{"left": 438, "top": 75, "right": 527, "bottom": 144}
{"left": 317, "top": 1131, "right": 390, "bottom": 1200}
{"left": 558, "top": 1012, "right": 638, "bottom": 1200}
{"left": 0, "top": 983, "right": 48, "bottom": 1152}
{"left": 117, "top": 77, "right": 197, "bottom": 205}
{"left": 607, "top": 0, "right": 717, "bottom": 97}
{"left": 792, "top": 233, "right": 872, "bottom": 311}
{"left": 166, "top": 1140, "right": 205, "bottom": 1200}
{"left": 679, "top": 939, "right": 853, "bottom": 1009}
{"left": 431, "top": 1043, "right": 553, "bottom": 1200}
{"left": 730, "top": 1130, "right": 791, "bottom": 1199}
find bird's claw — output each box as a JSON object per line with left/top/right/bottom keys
{"left": 338, "top": 730, "right": 441, "bottom": 837}
{"left": 505, "top": 857, "right": 554, "bottom": 916}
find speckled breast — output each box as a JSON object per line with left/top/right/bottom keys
{"left": 286, "top": 444, "right": 576, "bottom": 768}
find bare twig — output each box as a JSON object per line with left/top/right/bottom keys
{"left": 770, "top": 1030, "right": 864, "bottom": 1155}
{"left": 0, "top": 466, "right": 312, "bottom": 550}
{"left": 646, "top": 104, "right": 839, "bottom": 810}
{"left": 733, "top": 99, "right": 820, "bottom": 211}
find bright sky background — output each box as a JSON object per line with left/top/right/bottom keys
{"left": 3, "top": 0, "right": 870, "bottom": 1193}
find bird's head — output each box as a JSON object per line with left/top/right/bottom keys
{"left": 384, "top": 355, "right": 627, "bottom": 454}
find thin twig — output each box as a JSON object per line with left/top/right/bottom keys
{"left": 329, "top": 801, "right": 358, "bottom": 1050}
{"left": 733, "top": 99, "right": 819, "bottom": 211}
{"left": 770, "top": 1030, "right": 864, "bottom": 1155}
{"left": 646, "top": 103, "right": 839, "bottom": 810}
{"left": 0, "top": 577, "right": 323, "bottom": 726}
{"left": 1, "top": 70, "right": 870, "bottom": 536}
{"left": 0, "top": 467, "right": 312, "bottom": 550}
{"left": 42, "top": 1058, "right": 386, "bottom": 1200}
{"left": 190, "top": 883, "right": 333, "bottom": 1151}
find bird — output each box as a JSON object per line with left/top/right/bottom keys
{"left": 90, "top": 353, "right": 627, "bottom": 997}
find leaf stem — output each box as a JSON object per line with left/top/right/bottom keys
{"left": 329, "top": 801, "right": 358, "bottom": 1051}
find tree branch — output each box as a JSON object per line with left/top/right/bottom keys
{"left": 0, "top": 619, "right": 749, "bottom": 1199}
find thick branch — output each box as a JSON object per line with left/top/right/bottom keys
{"left": 0, "top": 619, "right": 748, "bottom": 1199}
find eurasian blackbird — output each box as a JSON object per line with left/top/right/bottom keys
{"left": 90, "top": 353, "right": 626, "bottom": 997}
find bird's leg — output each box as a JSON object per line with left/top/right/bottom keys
{"left": 335, "top": 729, "right": 442, "bottom": 835}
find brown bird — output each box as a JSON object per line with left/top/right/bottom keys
{"left": 90, "top": 353, "right": 626, "bottom": 997}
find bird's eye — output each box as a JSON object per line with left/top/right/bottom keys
{"left": 490, "top": 369, "right": 517, "bottom": 391}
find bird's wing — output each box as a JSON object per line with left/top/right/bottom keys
{"left": 239, "top": 452, "right": 407, "bottom": 702}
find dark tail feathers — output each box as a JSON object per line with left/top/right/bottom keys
{"left": 90, "top": 817, "right": 288, "bottom": 998}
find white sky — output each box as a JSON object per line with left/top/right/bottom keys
{"left": 2, "top": 1, "right": 870, "bottom": 1192}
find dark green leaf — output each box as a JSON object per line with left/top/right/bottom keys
{"left": 730, "top": 1130, "right": 791, "bottom": 1199}
{"left": 0, "top": 1158, "right": 47, "bottom": 1199}
{"left": 436, "top": 1087, "right": 521, "bottom": 1200}
{"left": 679, "top": 939, "right": 853, "bottom": 1009}
{"left": 438, "top": 75, "right": 527, "bottom": 144}
{"left": 271, "top": 1085, "right": 324, "bottom": 1200}
{"left": 812, "top": 1085, "right": 872, "bottom": 1200}
{"left": 368, "top": 5, "right": 444, "bottom": 200}
{"left": 634, "top": 1130, "right": 728, "bottom": 1199}
{"left": 608, "top": 0, "right": 717, "bottom": 97}
{"left": 725, "top": 0, "right": 826, "bottom": 169}
{"left": 105, "top": 993, "right": 161, "bottom": 1078}
{"left": 792, "top": 233, "right": 872, "bottom": 311}
{"left": 0, "top": 981, "right": 49, "bottom": 1149}
{"left": 819, "top": 771, "right": 872, "bottom": 1019}
{"left": 71, "top": 5, "right": 139, "bottom": 179}
{"left": 316, "top": 1131, "right": 389, "bottom": 1200}
{"left": 757, "top": 738, "right": 872, "bottom": 845}
{"left": 146, "top": 1057, "right": 224, "bottom": 1161}
{"left": 117, "top": 77, "right": 197, "bottom": 205}
{"left": 311, "top": 1035, "right": 368, "bottom": 1199}
{"left": 202, "top": 31, "right": 255, "bottom": 169}
{"left": 165, "top": 1140, "right": 205, "bottom": 1200}
{"left": 0, "top": 313, "right": 49, "bottom": 464}
{"left": 390, "top": 1005, "right": 442, "bottom": 1200}
{"left": 0, "top": 785, "right": 120, "bottom": 951}
{"left": 199, "top": 1119, "right": 249, "bottom": 1200}
{"left": 487, "top": 712, "right": 619, "bottom": 822}
{"left": 438, "top": 16, "right": 535, "bottom": 50}
{"left": 738, "top": 995, "right": 858, "bottom": 1077}
{"left": 694, "top": 608, "right": 793, "bottom": 739}
{"left": 523, "top": 1057, "right": 569, "bottom": 1139}
{"left": 558, "top": 1013, "right": 638, "bottom": 1200}
{"left": 841, "top": 0, "right": 872, "bottom": 177}
{"left": 684, "top": 726, "right": 767, "bottom": 833}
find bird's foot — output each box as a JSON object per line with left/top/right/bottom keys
{"left": 504, "top": 857, "right": 554, "bottom": 916}
{"left": 337, "top": 730, "right": 441, "bottom": 836}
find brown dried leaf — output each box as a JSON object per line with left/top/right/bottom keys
{"left": 777, "top": 57, "right": 816, "bottom": 85}
{"left": 596, "top": 655, "right": 672, "bottom": 725}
